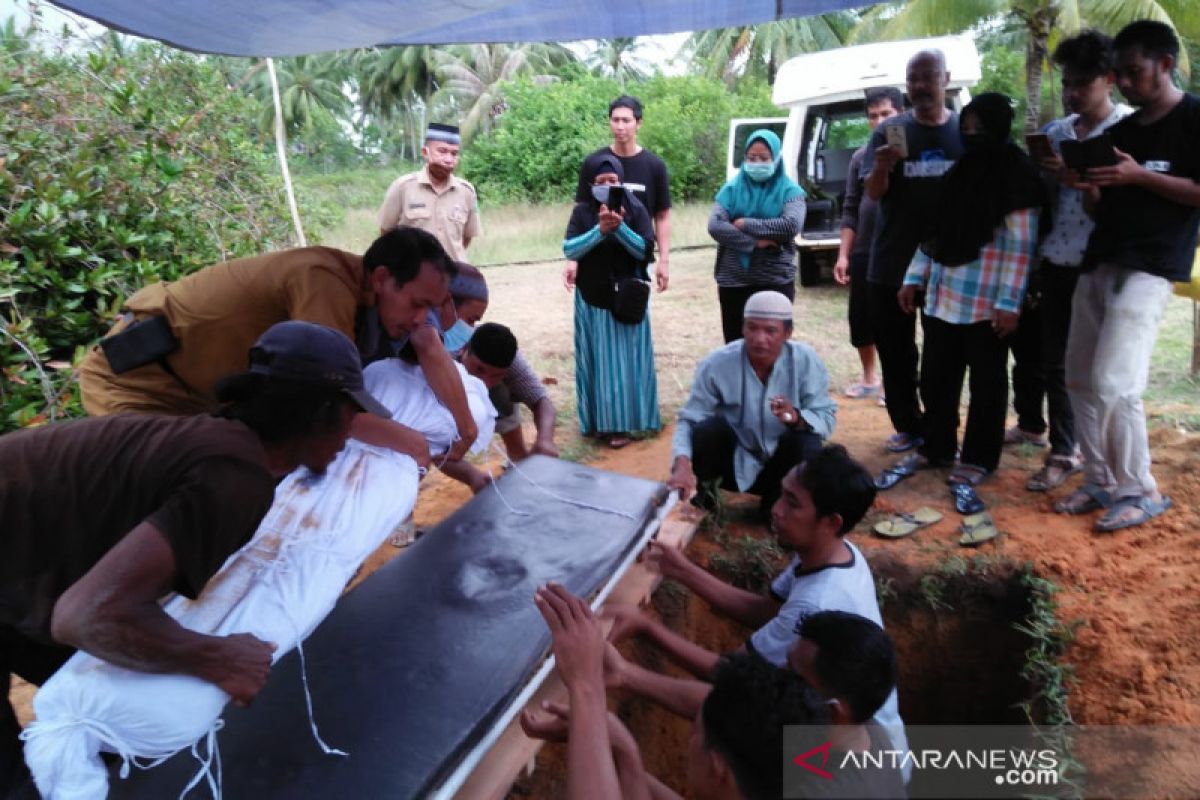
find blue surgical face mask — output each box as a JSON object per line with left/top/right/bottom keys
{"left": 591, "top": 184, "right": 613, "bottom": 204}
{"left": 743, "top": 162, "right": 775, "bottom": 182}
{"left": 442, "top": 318, "right": 474, "bottom": 354}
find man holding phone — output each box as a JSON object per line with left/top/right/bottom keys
{"left": 1057, "top": 21, "right": 1200, "bottom": 531}
{"left": 863, "top": 49, "right": 964, "bottom": 455}
{"left": 1010, "top": 31, "right": 1130, "bottom": 493}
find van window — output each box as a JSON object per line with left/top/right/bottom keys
{"left": 731, "top": 121, "right": 787, "bottom": 167}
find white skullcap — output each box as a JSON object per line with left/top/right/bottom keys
{"left": 743, "top": 290, "right": 793, "bottom": 322}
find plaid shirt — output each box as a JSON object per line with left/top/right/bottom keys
{"left": 903, "top": 208, "right": 1038, "bottom": 324}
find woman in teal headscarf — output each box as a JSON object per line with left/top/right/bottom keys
{"left": 707, "top": 129, "right": 807, "bottom": 343}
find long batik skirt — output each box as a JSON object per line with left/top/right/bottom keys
{"left": 573, "top": 291, "right": 662, "bottom": 436}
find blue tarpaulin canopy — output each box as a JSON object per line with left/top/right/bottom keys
{"left": 48, "top": 0, "right": 865, "bottom": 56}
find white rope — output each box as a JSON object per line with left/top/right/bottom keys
{"left": 295, "top": 640, "right": 348, "bottom": 758}
{"left": 178, "top": 723, "right": 224, "bottom": 800}
{"left": 485, "top": 443, "right": 638, "bottom": 520}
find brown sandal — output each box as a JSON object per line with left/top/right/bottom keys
{"left": 1027, "top": 456, "right": 1082, "bottom": 492}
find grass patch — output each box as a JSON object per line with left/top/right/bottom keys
{"left": 707, "top": 533, "right": 785, "bottom": 593}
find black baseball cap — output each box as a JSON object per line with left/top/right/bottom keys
{"left": 248, "top": 321, "right": 390, "bottom": 418}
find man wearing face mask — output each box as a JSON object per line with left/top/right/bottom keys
{"left": 436, "top": 264, "right": 558, "bottom": 474}
{"left": 379, "top": 123, "right": 482, "bottom": 262}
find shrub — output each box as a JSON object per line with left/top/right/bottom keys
{"left": 461, "top": 73, "right": 785, "bottom": 205}
{"left": 0, "top": 34, "right": 296, "bottom": 430}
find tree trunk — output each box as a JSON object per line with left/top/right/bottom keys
{"left": 1023, "top": 8, "right": 1054, "bottom": 134}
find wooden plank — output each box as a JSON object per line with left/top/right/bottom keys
{"left": 452, "top": 505, "right": 703, "bottom": 800}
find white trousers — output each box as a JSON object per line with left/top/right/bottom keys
{"left": 1065, "top": 263, "right": 1172, "bottom": 498}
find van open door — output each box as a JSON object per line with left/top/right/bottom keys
{"left": 726, "top": 118, "right": 787, "bottom": 182}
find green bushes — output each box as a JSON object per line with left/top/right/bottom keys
{"left": 460, "top": 73, "right": 782, "bottom": 205}
{"left": 0, "top": 37, "right": 295, "bottom": 430}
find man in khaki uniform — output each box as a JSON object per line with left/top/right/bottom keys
{"left": 378, "top": 123, "right": 482, "bottom": 262}
{"left": 78, "top": 227, "right": 478, "bottom": 464}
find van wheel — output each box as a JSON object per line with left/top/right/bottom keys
{"left": 798, "top": 251, "right": 821, "bottom": 287}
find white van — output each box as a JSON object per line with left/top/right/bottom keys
{"left": 726, "top": 35, "right": 981, "bottom": 285}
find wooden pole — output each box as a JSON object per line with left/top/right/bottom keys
{"left": 267, "top": 57, "right": 307, "bottom": 247}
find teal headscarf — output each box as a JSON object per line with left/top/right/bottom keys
{"left": 715, "top": 129, "right": 806, "bottom": 269}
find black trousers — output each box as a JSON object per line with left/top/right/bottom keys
{"left": 867, "top": 281, "right": 923, "bottom": 437}
{"left": 1039, "top": 264, "right": 1080, "bottom": 457}
{"left": 690, "top": 415, "right": 822, "bottom": 514}
{"left": 847, "top": 253, "right": 874, "bottom": 348}
{"left": 1008, "top": 270, "right": 1047, "bottom": 435}
{"left": 919, "top": 316, "right": 1010, "bottom": 472}
{"left": 718, "top": 283, "right": 796, "bottom": 344}
{"left": 2, "top": 627, "right": 74, "bottom": 796}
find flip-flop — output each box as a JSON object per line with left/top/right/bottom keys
{"left": 950, "top": 482, "right": 986, "bottom": 515}
{"left": 884, "top": 432, "right": 923, "bottom": 453}
{"left": 1094, "top": 494, "right": 1173, "bottom": 533}
{"left": 1027, "top": 456, "right": 1082, "bottom": 492}
{"left": 873, "top": 506, "right": 943, "bottom": 539}
{"left": 959, "top": 512, "right": 999, "bottom": 546}
{"left": 947, "top": 464, "right": 990, "bottom": 486}
{"left": 1054, "top": 483, "right": 1113, "bottom": 515}
{"left": 844, "top": 382, "right": 882, "bottom": 399}
{"left": 874, "top": 453, "right": 925, "bottom": 490}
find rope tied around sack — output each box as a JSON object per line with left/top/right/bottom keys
{"left": 483, "top": 442, "right": 638, "bottom": 520}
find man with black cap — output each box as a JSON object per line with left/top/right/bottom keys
{"left": 379, "top": 122, "right": 482, "bottom": 262}
{"left": 1, "top": 321, "right": 387, "bottom": 793}
{"left": 668, "top": 291, "right": 837, "bottom": 516}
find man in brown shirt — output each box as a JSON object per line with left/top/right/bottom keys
{"left": 79, "top": 227, "right": 477, "bottom": 463}
{"left": 2, "top": 321, "right": 386, "bottom": 794}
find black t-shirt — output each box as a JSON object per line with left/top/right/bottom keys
{"left": 0, "top": 414, "right": 276, "bottom": 643}
{"left": 864, "top": 111, "right": 963, "bottom": 286}
{"left": 575, "top": 146, "right": 672, "bottom": 218}
{"left": 1084, "top": 92, "right": 1200, "bottom": 281}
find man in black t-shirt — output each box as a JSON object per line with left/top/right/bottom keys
{"left": 862, "top": 50, "right": 964, "bottom": 454}
{"left": 567, "top": 95, "right": 672, "bottom": 293}
{"left": 1056, "top": 21, "right": 1200, "bottom": 532}
{"left": 0, "top": 322, "right": 386, "bottom": 793}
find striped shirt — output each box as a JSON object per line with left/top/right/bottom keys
{"left": 903, "top": 208, "right": 1039, "bottom": 325}
{"left": 708, "top": 198, "right": 806, "bottom": 288}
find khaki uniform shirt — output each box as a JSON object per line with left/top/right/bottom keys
{"left": 79, "top": 246, "right": 363, "bottom": 415}
{"left": 378, "top": 167, "right": 482, "bottom": 262}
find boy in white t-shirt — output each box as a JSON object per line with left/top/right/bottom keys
{"left": 606, "top": 445, "right": 909, "bottom": 779}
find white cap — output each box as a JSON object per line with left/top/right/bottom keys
{"left": 743, "top": 290, "right": 793, "bottom": 322}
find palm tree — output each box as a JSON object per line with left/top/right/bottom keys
{"left": 249, "top": 53, "right": 350, "bottom": 135}
{"left": 684, "top": 14, "right": 855, "bottom": 85}
{"left": 849, "top": 0, "right": 1197, "bottom": 132}
{"left": 353, "top": 45, "right": 437, "bottom": 159}
{"left": 431, "top": 43, "right": 576, "bottom": 139}
{"left": 588, "top": 37, "right": 651, "bottom": 84}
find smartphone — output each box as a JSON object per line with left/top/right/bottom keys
{"left": 885, "top": 124, "right": 909, "bottom": 159}
{"left": 1060, "top": 134, "right": 1118, "bottom": 171}
{"left": 607, "top": 185, "right": 626, "bottom": 214}
{"left": 1025, "top": 133, "right": 1054, "bottom": 161}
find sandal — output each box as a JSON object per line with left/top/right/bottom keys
{"left": 873, "top": 506, "right": 943, "bottom": 539}
{"left": 1003, "top": 425, "right": 1048, "bottom": 447}
{"left": 1054, "top": 483, "right": 1114, "bottom": 515}
{"left": 947, "top": 464, "right": 990, "bottom": 486}
{"left": 1027, "top": 456, "right": 1082, "bottom": 492}
{"left": 844, "top": 381, "right": 882, "bottom": 399}
{"left": 884, "top": 432, "right": 923, "bottom": 453}
{"left": 607, "top": 435, "right": 632, "bottom": 449}
{"left": 1094, "top": 494, "right": 1172, "bottom": 533}
{"left": 950, "top": 482, "right": 986, "bottom": 515}
{"left": 874, "top": 453, "right": 933, "bottom": 490}
{"left": 959, "top": 512, "right": 999, "bottom": 546}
